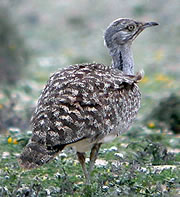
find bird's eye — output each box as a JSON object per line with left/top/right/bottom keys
{"left": 127, "top": 24, "right": 135, "bottom": 31}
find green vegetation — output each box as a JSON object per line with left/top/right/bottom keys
{"left": 0, "top": 0, "right": 179, "bottom": 196}
{"left": 0, "top": 127, "right": 179, "bottom": 196}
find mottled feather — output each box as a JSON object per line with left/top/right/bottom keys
{"left": 19, "top": 63, "right": 141, "bottom": 169}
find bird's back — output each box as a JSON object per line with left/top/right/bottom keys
{"left": 19, "top": 63, "right": 141, "bottom": 169}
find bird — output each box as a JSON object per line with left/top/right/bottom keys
{"left": 19, "top": 18, "right": 158, "bottom": 183}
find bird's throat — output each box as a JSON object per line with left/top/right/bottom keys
{"left": 110, "top": 43, "right": 135, "bottom": 75}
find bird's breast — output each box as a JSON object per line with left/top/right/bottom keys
{"left": 102, "top": 83, "right": 141, "bottom": 135}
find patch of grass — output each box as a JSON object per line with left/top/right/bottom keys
{"left": 0, "top": 128, "right": 179, "bottom": 196}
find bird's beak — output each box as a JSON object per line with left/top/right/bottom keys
{"left": 131, "top": 21, "right": 159, "bottom": 41}
{"left": 141, "top": 21, "right": 159, "bottom": 29}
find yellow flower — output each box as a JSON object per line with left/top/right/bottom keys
{"left": 8, "top": 137, "right": 12, "bottom": 144}
{"left": 5, "top": 167, "right": 8, "bottom": 171}
{"left": 0, "top": 104, "right": 3, "bottom": 109}
{"left": 147, "top": 122, "right": 155, "bottom": 129}
{"left": 13, "top": 139, "right": 18, "bottom": 144}
{"left": 107, "top": 169, "right": 110, "bottom": 173}
{"left": 105, "top": 180, "right": 109, "bottom": 185}
{"left": 140, "top": 76, "right": 149, "bottom": 84}
{"left": 155, "top": 74, "right": 170, "bottom": 82}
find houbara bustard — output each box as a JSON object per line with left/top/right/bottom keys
{"left": 19, "top": 18, "right": 158, "bottom": 183}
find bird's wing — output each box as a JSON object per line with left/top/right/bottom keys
{"left": 31, "top": 63, "right": 142, "bottom": 146}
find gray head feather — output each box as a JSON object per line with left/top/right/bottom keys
{"left": 104, "top": 18, "right": 158, "bottom": 48}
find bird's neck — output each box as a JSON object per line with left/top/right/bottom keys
{"left": 109, "top": 43, "right": 134, "bottom": 75}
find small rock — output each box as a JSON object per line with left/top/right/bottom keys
{"left": 109, "top": 146, "right": 118, "bottom": 152}
{"left": 139, "top": 167, "right": 147, "bottom": 173}
{"left": 14, "top": 153, "right": 20, "bottom": 157}
{"left": 102, "top": 148, "right": 108, "bottom": 153}
{"left": 95, "top": 159, "right": 108, "bottom": 167}
{"left": 45, "top": 189, "right": 51, "bottom": 196}
{"left": 54, "top": 172, "right": 61, "bottom": 178}
{"left": 115, "top": 179, "right": 121, "bottom": 184}
{"left": 8, "top": 127, "right": 21, "bottom": 134}
{"left": 59, "top": 152, "right": 67, "bottom": 158}
{"left": 114, "top": 153, "right": 124, "bottom": 158}
{"left": 116, "top": 188, "right": 121, "bottom": 194}
{"left": 102, "top": 185, "right": 109, "bottom": 192}
{"left": 2, "top": 152, "right": 10, "bottom": 159}
{"left": 27, "top": 130, "right": 32, "bottom": 135}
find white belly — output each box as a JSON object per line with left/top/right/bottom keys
{"left": 66, "top": 138, "right": 94, "bottom": 153}
{"left": 66, "top": 134, "right": 118, "bottom": 153}
{"left": 98, "top": 133, "right": 118, "bottom": 143}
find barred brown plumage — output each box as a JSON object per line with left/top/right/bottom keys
{"left": 19, "top": 18, "right": 158, "bottom": 183}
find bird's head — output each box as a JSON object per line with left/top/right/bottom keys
{"left": 104, "top": 18, "right": 159, "bottom": 48}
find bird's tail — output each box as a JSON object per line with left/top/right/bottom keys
{"left": 18, "top": 141, "right": 65, "bottom": 169}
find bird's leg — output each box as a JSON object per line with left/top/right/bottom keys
{"left": 76, "top": 152, "right": 90, "bottom": 184}
{"left": 89, "top": 143, "right": 101, "bottom": 175}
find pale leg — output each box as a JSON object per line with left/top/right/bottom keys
{"left": 77, "top": 152, "right": 90, "bottom": 184}
{"left": 89, "top": 143, "right": 101, "bottom": 175}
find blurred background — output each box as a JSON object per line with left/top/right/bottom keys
{"left": 0, "top": 0, "right": 179, "bottom": 134}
